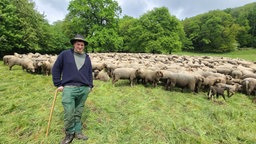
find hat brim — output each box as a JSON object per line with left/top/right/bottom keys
{"left": 70, "top": 38, "right": 88, "bottom": 46}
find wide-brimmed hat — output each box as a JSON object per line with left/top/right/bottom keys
{"left": 70, "top": 34, "right": 88, "bottom": 46}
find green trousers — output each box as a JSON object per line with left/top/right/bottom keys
{"left": 62, "top": 86, "right": 90, "bottom": 134}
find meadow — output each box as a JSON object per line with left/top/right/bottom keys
{"left": 1, "top": 49, "right": 256, "bottom": 144}
{"left": 176, "top": 48, "right": 256, "bottom": 61}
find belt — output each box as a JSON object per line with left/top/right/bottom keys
{"left": 64, "top": 84, "right": 89, "bottom": 87}
{"left": 64, "top": 85, "right": 79, "bottom": 87}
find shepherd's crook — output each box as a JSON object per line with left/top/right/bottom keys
{"left": 46, "top": 89, "right": 59, "bottom": 137}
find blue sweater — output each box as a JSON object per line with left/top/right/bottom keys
{"left": 52, "top": 48, "right": 93, "bottom": 88}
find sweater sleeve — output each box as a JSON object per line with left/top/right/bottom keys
{"left": 52, "top": 53, "right": 63, "bottom": 87}
{"left": 87, "top": 56, "right": 94, "bottom": 88}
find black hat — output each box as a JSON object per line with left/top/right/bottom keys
{"left": 70, "top": 34, "right": 88, "bottom": 46}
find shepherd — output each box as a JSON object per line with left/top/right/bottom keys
{"left": 52, "top": 34, "right": 93, "bottom": 144}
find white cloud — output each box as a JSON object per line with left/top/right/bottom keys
{"left": 34, "top": 0, "right": 70, "bottom": 24}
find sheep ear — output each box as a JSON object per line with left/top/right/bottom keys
{"left": 156, "top": 71, "right": 160, "bottom": 76}
{"left": 160, "top": 71, "right": 163, "bottom": 76}
{"left": 157, "top": 71, "right": 163, "bottom": 76}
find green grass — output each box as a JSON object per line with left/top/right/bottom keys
{"left": 1, "top": 50, "right": 256, "bottom": 144}
{"left": 175, "top": 48, "right": 256, "bottom": 61}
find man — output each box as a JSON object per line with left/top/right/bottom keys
{"left": 52, "top": 34, "right": 93, "bottom": 144}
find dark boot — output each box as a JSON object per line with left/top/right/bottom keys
{"left": 61, "top": 133, "right": 74, "bottom": 144}
{"left": 75, "top": 133, "right": 88, "bottom": 140}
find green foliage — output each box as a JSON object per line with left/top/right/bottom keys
{"left": 47, "top": 21, "right": 70, "bottom": 53}
{"left": 64, "top": 0, "right": 122, "bottom": 52}
{"left": 183, "top": 10, "right": 239, "bottom": 53}
{"left": 1, "top": 1, "right": 256, "bottom": 56}
{"left": 118, "top": 7, "right": 185, "bottom": 54}
{"left": 136, "top": 7, "right": 184, "bottom": 53}
{"left": 0, "top": 0, "right": 69, "bottom": 56}
{"left": 118, "top": 15, "right": 140, "bottom": 52}
{"left": 225, "top": 3, "right": 256, "bottom": 48}
{"left": 117, "top": 7, "right": 187, "bottom": 54}
{"left": 0, "top": 0, "right": 21, "bottom": 56}
{"left": 90, "top": 26, "right": 123, "bottom": 52}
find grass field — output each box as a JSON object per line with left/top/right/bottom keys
{"left": 176, "top": 48, "right": 256, "bottom": 62}
{"left": 1, "top": 50, "right": 256, "bottom": 144}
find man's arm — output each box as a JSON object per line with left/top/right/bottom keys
{"left": 52, "top": 54, "right": 63, "bottom": 87}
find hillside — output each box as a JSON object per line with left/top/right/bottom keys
{"left": 1, "top": 50, "right": 256, "bottom": 143}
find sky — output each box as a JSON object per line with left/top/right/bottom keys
{"left": 34, "top": 0, "right": 256, "bottom": 24}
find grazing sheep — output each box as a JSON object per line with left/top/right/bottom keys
{"left": 241, "top": 78, "right": 256, "bottom": 95}
{"left": 165, "top": 72, "right": 203, "bottom": 93}
{"left": 112, "top": 68, "right": 138, "bottom": 86}
{"left": 41, "top": 61, "right": 53, "bottom": 76}
{"left": 136, "top": 69, "right": 163, "bottom": 87}
{"left": 3, "top": 55, "right": 15, "bottom": 65}
{"left": 208, "top": 85, "right": 227, "bottom": 101}
{"left": 215, "top": 83, "right": 242, "bottom": 97}
{"left": 96, "top": 69, "right": 110, "bottom": 82}
{"left": 8, "top": 57, "right": 35, "bottom": 73}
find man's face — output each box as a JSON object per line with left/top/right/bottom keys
{"left": 74, "top": 41, "right": 85, "bottom": 54}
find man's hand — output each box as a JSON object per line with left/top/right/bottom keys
{"left": 57, "top": 86, "right": 64, "bottom": 92}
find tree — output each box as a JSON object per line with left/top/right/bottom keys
{"left": 63, "top": 0, "right": 122, "bottom": 52}
{"left": 12, "top": 0, "right": 45, "bottom": 52}
{"left": 0, "top": 0, "right": 20, "bottom": 56}
{"left": 89, "top": 26, "right": 123, "bottom": 52}
{"left": 183, "top": 10, "right": 239, "bottom": 53}
{"left": 247, "top": 7, "right": 256, "bottom": 47}
{"left": 233, "top": 12, "right": 251, "bottom": 48}
{"left": 224, "top": 2, "right": 256, "bottom": 48}
{"left": 46, "top": 21, "right": 70, "bottom": 54}
{"left": 137, "top": 7, "right": 184, "bottom": 53}
{"left": 0, "top": 0, "right": 59, "bottom": 56}
{"left": 118, "top": 15, "right": 139, "bottom": 52}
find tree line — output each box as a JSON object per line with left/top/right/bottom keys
{"left": 1, "top": 0, "right": 256, "bottom": 57}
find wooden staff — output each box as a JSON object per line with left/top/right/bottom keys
{"left": 45, "top": 89, "right": 59, "bottom": 137}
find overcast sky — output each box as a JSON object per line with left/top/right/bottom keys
{"left": 34, "top": 0, "right": 256, "bottom": 24}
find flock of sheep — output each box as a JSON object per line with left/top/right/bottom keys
{"left": 3, "top": 52, "right": 256, "bottom": 102}
{"left": 3, "top": 52, "right": 57, "bottom": 76}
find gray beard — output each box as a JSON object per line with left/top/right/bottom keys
{"left": 74, "top": 49, "right": 84, "bottom": 54}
